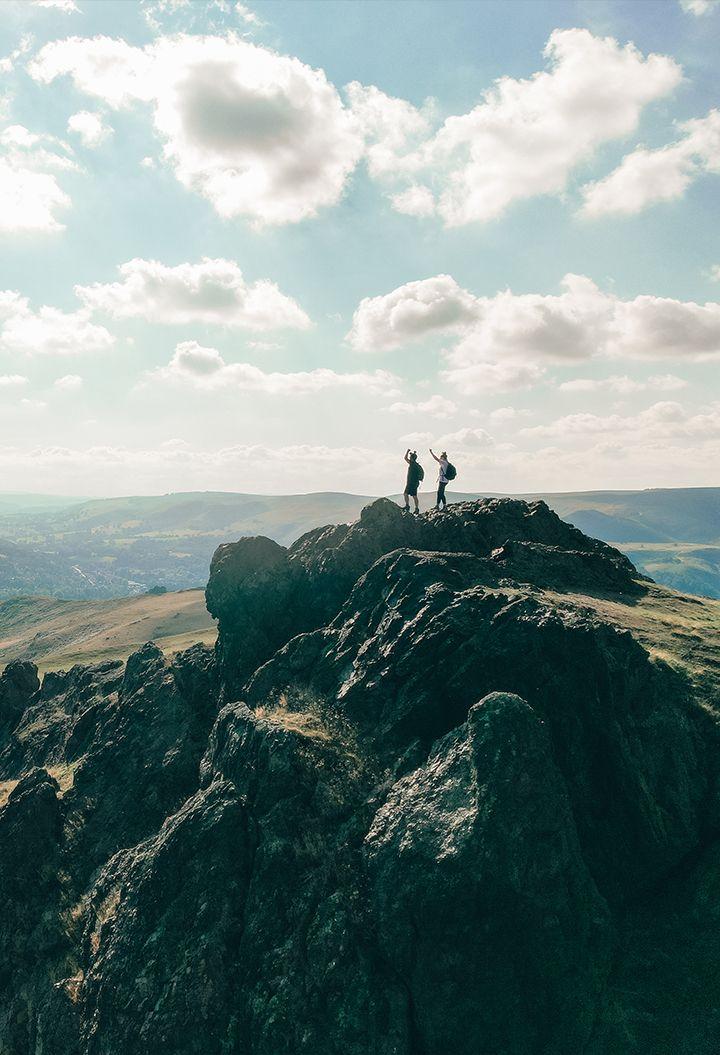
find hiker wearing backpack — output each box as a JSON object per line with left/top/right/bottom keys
{"left": 402, "top": 449, "right": 424, "bottom": 514}
{"left": 430, "top": 448, "right": 456, "bottom": 510}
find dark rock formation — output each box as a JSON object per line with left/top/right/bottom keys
{"left": 0, "top": 497, "right": 719, "bottom": 1054}
{"left": 207, "top": 497, "right": 639, "bottom": 695}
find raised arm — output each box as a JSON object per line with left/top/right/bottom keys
{"left": 404, "top": 448, "right": 411, "bottom": 464}
{"left": 429, "top": 448, "right": 440, "bottom": 463}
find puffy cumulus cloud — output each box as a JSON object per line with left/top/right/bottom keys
{"left": 150, "top": 35, "right": 363, "bottom": 224}
{"left": 390, "top": 185, "right": 436, "bottom": 217}
{"left": 385, "top": 394, "right": 457, "bottom": 417}
{"left": 344, "top": 81, "right": 432, "bottom": 180}
{"left": 26, "top": 27, "right": 681, "bottom": 228}
{"left": 67, "top": 111, "right": 112, "bottom": 148}
{"left": 54, "top": 373, "right": 83, "bottom": 390}
{"left": 559, "top": 373, "right": 688, "bottom": 394}
{"left": 76, "top": 257, "right": 311, "bottom": 330}
{"left": 29, "top": 37, "right": 155, "bottom": 108}
{"left": 611, "top": 292, "right": 720, "bottom": 359}
{"left": 368, "top": 28, "right": 681, "bottom": 226}
{"left": 151, "top": 340, "right": 400, "bottom": 395}
{"left": 449, "top": 274, "right": 609, "bottom": 368}
{"left": 0, "top": 124, "right": 77, "bottom": 232}
{"left": 436, "top": 426, "right": 494, "bottom": 449}
{"left": 347, "top": 275, "right": 480, "bottom": 352}
{"left": 521, "top": 400, "right": 720, "bottom": 443}
{"left": 354, "top": 272, "right": 720, "bottom": 392}
{"left": 581, "top": 110, "right": 720, "bottom": 217}
{"left": 488, "top": 406, "right": 532, "bottom": 424}
{"left": 679, "top": 0, "right": 718, "bottom": 13}
{"left": 30, "top": 34, "right": 363, "bottom": 225}
{"left": 0, "top": 374, "right": 28, "bottom": 388}
{"left": 0, "top": 292, "right": 114, "bottom": 356}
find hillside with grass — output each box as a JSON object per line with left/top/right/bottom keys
{"left": 0, "top": 589, "right": 216, "bottom": 673}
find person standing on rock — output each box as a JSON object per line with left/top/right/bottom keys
{"left": 430, "top": 448, "right": 450, "bottom": 510}
{"left": 402, "top": 449, "right": 423, "bottom": 514}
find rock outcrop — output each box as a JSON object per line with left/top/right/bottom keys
{"left": 207, "top": 497, "right": 639, "bottom": 695}
{"left": 1, "top": 497, "right": 719, "bottom": 1054}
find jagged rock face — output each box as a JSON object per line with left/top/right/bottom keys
{"left": 365, "top": 693, "right": 613, "bottom": 1055}
{"left": 0, "top": 769, "right": 67, "bottom": 1054}
{"left": 1, "top": 498, "right": 720, "bottom": 1054}
{"left": 0, "top": 659, "right": 39, "bottom": 741}
{"left": 246, "top": 547, "right": 715, "bottom": 905}
{"left": 207, "top": 497, "right": 639, "bottom": 694}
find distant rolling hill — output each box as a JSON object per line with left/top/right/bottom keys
{"left": 0, "top": 589, "right": 216, "bottom": 673}
{"left": 518, "top": 489, "right": 720, "bottom": 599}
{"left": 0, "top": 487, "right": 718, "bottom": 600}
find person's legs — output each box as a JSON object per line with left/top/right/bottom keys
{"left": 437, "top": 482, "right": 447, "bottom": 509}
{"left": 403, "top": 490, "right": 410, "bottom": 511}
{"left": 412, "top": 494, "right": 419, "bottom": 513}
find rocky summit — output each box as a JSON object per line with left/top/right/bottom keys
{"left": 2, "top": 497, "right": 720, "bottom": 1054}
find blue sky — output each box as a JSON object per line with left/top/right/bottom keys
{"left": 0, "top": 0, "right": 718, "bottom": 496}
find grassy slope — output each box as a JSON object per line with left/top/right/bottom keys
{"left": 545, "top": 582, "right": 720, "bottom": 698}
{"left": 0, "top": 590, "right": 217, "bottom": 674}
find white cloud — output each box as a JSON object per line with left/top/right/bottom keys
{"left": 345, "top": 81, "right": 432, "bottom": 180}
{"left": 33, "top": 0, "right": 79, "bottom": 11}
{"left": 385, "top": 394, "right": 457, "bottom": 417}
{"left": 151, "top": 340, "right": 400, "bottom": 395}
{"left": 369, "top": 28, "right": 682, "bottom": 226}
{"left": 488, "top": 406, "right": 531, "bottom": 424}
{"left": 30, "top": 34, "right": 363, "bottom": 225}
{"left": 679, "top": 0, "right": 718, "bottom": 14}
{"left": 76, "top": 257, "right": 311, "bottom": 330}
{"left": 20, "top": 398, "right": 47, "bottom": 411}
{"left": 353, "top": 273, "right": 720, "bottom": 396}
{"left": 0, "top": 292, "right": 114, "bottom": 355}
{"left": 54, "top": 373, "right": 83, "bottom": 390}
{"left": 390, "top": 185, "right": 436, "bottom": 217}
{"left": 581, "top": 110, "right": 720, "bottom": 217}
{"left": 559, "top": 373, "right": 688, "bottom": 394}
{"left": 67, "top": 110, "right": 112, "bottom": 148}
{"left": 29, "top": 37, "right": 155, "bottom": 108}
{"left": 0, "top": 124, "right": 76, "bottom": 232}
{"left": 235, "top": 3, "right": 264, "bottom": 27}
{"left": 437, "top": 426, "right": 494, "bottom": 449}
{"left": 347, "top": 274, "right": 480, "bottom": 352}
{"left": 521, "top": 400, "right": 720, "bottom": 443}
{"left": 0, "top": 35, "right": 33, "bottom": 76}
{"left": 0, "top": 374, "right": 29, "bottom": 388}
{"left": 28, "top": 27, "right": 678, "bottom": 229}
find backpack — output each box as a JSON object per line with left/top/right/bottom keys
{"left": 445, "top": 462, "right": 457, "bottom": 481}
{"left": 417, "top": 463, "right": 425, "bottom": 482}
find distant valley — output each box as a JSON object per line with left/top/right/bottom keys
{"left": 0, "top": 487, "right": 718, "bottom": 602}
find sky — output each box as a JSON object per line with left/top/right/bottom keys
{"left": 0, "top": 0, "right": 718, "bottom": 497}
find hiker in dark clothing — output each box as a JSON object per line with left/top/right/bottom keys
{"left": 403, "top": 449, "right": 423, "bottom": 514}
{"left": 430, "top": 448, "right": 449, "bottom": 510}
